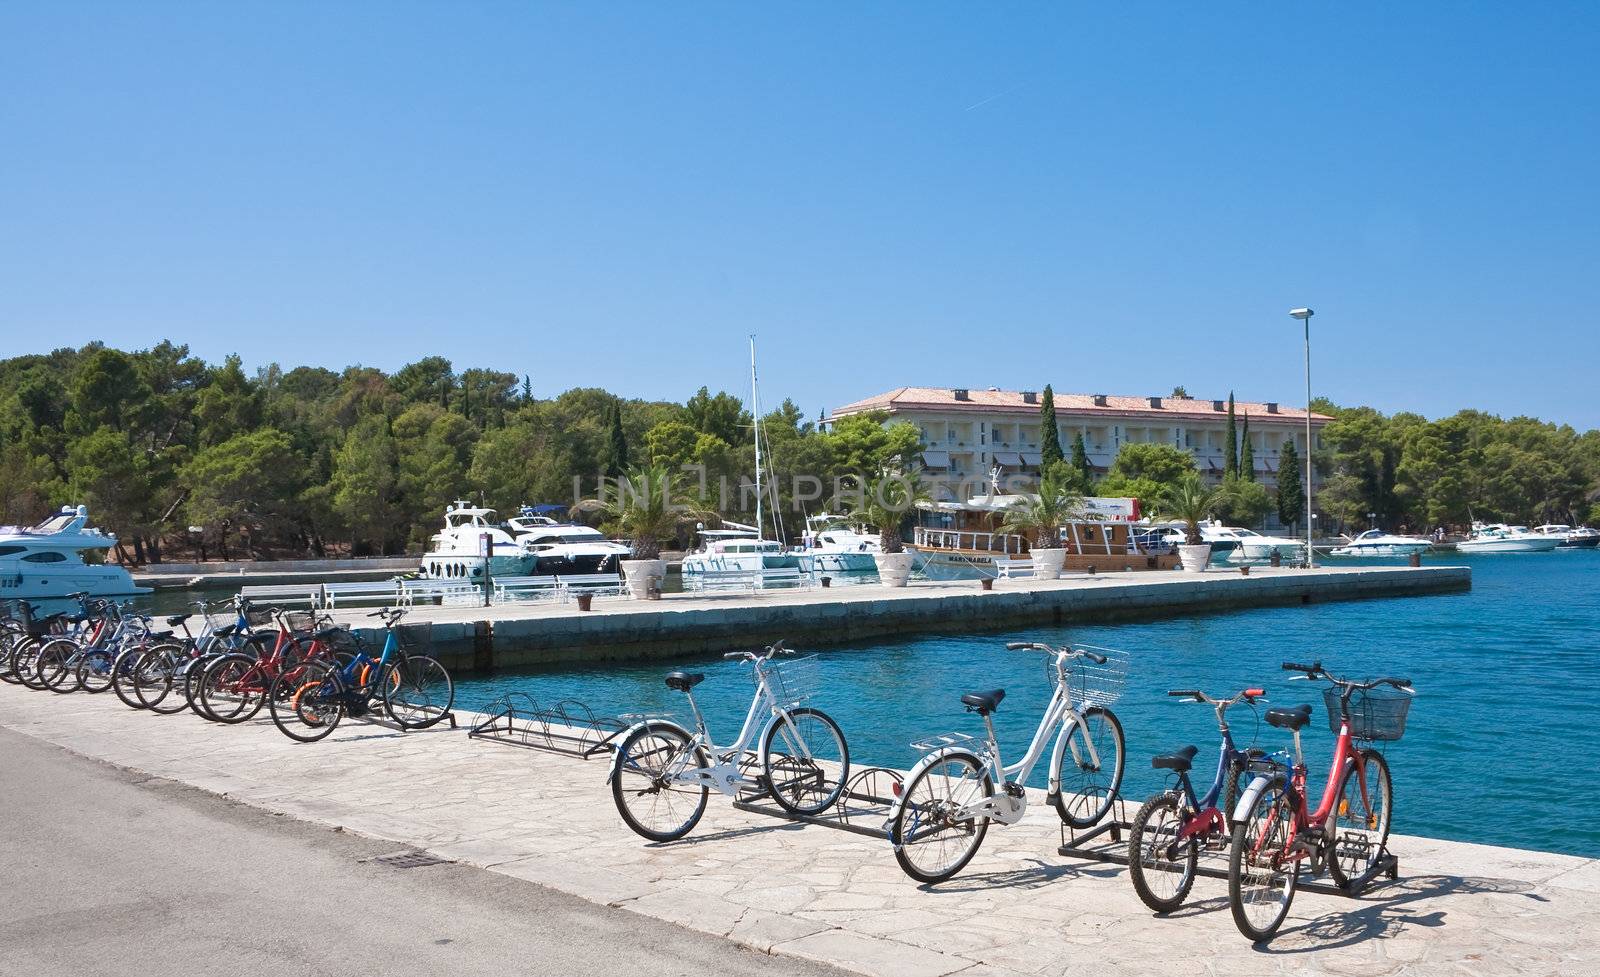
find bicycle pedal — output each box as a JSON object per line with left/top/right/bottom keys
{"left": 1003, "top": 781, "right": 1026, "bottom": 798}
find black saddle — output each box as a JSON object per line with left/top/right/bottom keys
{"left": 1266, "top": 704, "right": 1314, "bottom": 731}
{"left": 214, "top": 624, "right": 237, "bottom": 637}
{"left": 150, "top": 630, "right": 173, "bottom": 640}
{"left": 665, "top": 671, "right": 704, "bottom": 693}
{"left": 960, "top": 689, "right": 1005, "bottom": 715}
{"left": 1152, "top": 744, "right": 1199, "bottom": 773}
{"left": 311, "top": 627, "right": 344, "bottom": 642}
{"left": 166, "top": 614, "right": 192, "bottom": 627}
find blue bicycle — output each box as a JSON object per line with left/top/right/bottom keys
{"left": 267, "top": 607, "right": 453, "bottom": 742}
{"left": 1126, "top": 686, "right": 1269, "bottom": 913}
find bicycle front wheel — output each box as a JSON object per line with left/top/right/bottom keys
{"left": 1328, "top": 748, "right": 1393, "bottom": 890}
{"left": 268, "top": 660, "right": 344, "bottom": 742}
{"left": 1052, "top": 706, "right": 1126, "bottom": 829}
{"left": 1127, "top": 791, "right": 1199, "bottom": 913}
{"left": 381, "top": 656, "right": 454, "bottom": 729}
{"left": 10, "top": 638, "right": 47, "bottom": 690}
{"left": 75, "top": 647, "right": 119, "bottom": 694}
{"left": 35, "top": 640, "right": 83, "bottom": 693}
{"left": 760, "top": 707, "right": 849, "bottom": 816}
{"left": 610, "top": 724, "right": 710, "bottom": 842}
{"left": 200, "top": 654, "right": 264, "bottom": 723}
{"left": 1228, "top": 783, "right": 1299, "bottom": 942}
{"left": 891, "top": 752, "right": 993, "bottom": 884}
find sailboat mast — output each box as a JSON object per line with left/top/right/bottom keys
{"left": 750, "top": 335, "right": 762, "bottom": 541}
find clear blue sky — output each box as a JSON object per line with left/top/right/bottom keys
{"left": 4, "top": 4, "right": 1598, "bottom": 428}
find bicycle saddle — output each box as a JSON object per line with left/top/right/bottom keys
{"left": 214, "top": 624, "right": 237, "bottom": 637}
{"left": 166, "top": 614, "right": 192, "bottom": 626}
{"left": 665, "top": 671, "right": 704, "bottom": 692}
{"left": 1265, "top": 704, "right": 1313, "bottom": 731}
{"left": 311, "top": 627, "right": 344, "bottom": 642}
{"left": 960, "top": 689, "right": 1005, "bottom": 715}
{"left": 1152, "top": 744, "right": 1199, "bottom": 773}
{"left": 150, "top": 630, "right": 174, "bottom": 640}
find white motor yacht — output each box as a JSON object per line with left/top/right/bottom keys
{"left": 1329, "top": 529, "right": 1434, "bottom": 558}
{"left": 681, "top": 525, "right": 800, "bottom": 576}
{"left": 418, "top": 501, "right": 534, "bottom": 580}
{"left": 1454, "top": 523, "right": 1560, "bottom": 554}
{"left": 1533, "top": 524, "right": 1600, "bottom": 550}
{"left": 1211, "top": 525, "right": 1308, "bottom": 562}
{"left": 506, "top": 509, "right": 630, "bottom": 574}
{"left": 794, "top": 515, "right": 880, "bottom": 573}
{"left": 0, "top": 505, "right": 148, "bottom": 603}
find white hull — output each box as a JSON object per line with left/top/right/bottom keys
{"left": 682, "top": 552, "right": 801, "bottom": 574}
{"left": 419, "top": 551, "right": 533, "bottom": 580}
{"left": 1233, "top": 541, "right": 1308, "bottom": 561}
{"left": 1328, "top": 542, "right": 1432, "bottom": 558}
{"left": 0, "top": 563, "right": 148, "bottom": 602}
{"left": 796, "top": 551, "right": 878, "bottom": 574}
{"left": 1454, "top": 537, "right": 1559, "bottom": 554}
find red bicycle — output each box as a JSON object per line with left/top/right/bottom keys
{"left": 1227, "top": 661, "right": 1414, "bottom": 942}
{"left": 197, "top": 608, "right": 342, "bottom": 724}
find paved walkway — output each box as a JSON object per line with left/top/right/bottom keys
{"left": 2, "top": 682, "right": 1592, "bottom": 977}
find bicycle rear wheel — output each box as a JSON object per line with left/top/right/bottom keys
{"left": 1227, "top": 784, "right": 1299, "bottom": 942}
{"left": 760, "top": 707, "right": 849, "bottom": 816}
{"left": 36, "top": 640, "right": 83, "bottom": 693}
{"left": 891, "top": 752, "right": 993, "bottom": 884}
{"left": 610, "top": 724, "right": 710, "bottom": 842}
{"left": 133, "top": 646, "right": 186, "bottom": 713}
{"left": 268, "top": 660, "right": 345, "bottom": 742}
{"left": 200, "top": 654, "right": 264, "bottom": 723}
{"left": 381, "top": 656, "right": 454, "bottom": 729}
{"left": 1127, "top": 791, "right": 1199, "bottom": 913}
{"left": 1052, "top": 706, "right": 1126, "bottom": 829}
{"left": 1328, "top": 748, "right": 1393, "bottom": 890}
{"left": 77, "top": 647, "right": 120, "bottom": 695}
{"left": 9, "top": 637, "right": 47, "bottom": 690}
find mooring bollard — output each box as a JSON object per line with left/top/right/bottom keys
{"left": 1240, "top": 565, "right": 1251, "bottom": 576}
{"left": 1270, "top": 550, "right": 1282, "bottom": 568}
{"left": 1409, "top": 552, "right": 1422, "bottom": 568}
{"left": 1086, "top": 565, "right": 1096, "bottom": 575}
{"left": 576, "top": 593, "right": 594, "bottom": 612}
{"left": 820, "top": 576, "right": 832, "bottom": 588}
{"left": 980, "top": 577, "right": 993, "bottom": 591}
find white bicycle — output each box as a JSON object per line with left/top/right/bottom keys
{"left": 608, "top": 642, "right": 851, "bottom": 841}
{"left": 887, "top": 640, "right": 1127, "bottom": 883}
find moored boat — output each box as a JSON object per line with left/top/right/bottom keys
{"left": 506, "top": 507, "right": 630, "bottom": 574}
{"left": 418, "top": 501, "right": 535, "bottom": 580}
{"left": 1533, "top": 524, "right": 1600, "bottom": 549}
{"left": 794, "top": 515, "right": 880, "bottom": 573}
{"left": 0, "top": 505, "right": 149, "bottom": 603}
{"left": 681, "top": 525, "right": 801, "bottom": 575}
{"left": 1454, "top": 522, "right": 1560, "bottom": 554}
{"left": 1328, "top": 529, "right": 1433, "bottom": 558}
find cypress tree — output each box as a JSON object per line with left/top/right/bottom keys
{"left": 1071, "top": 432, "right": 1093, "bottom": 484}
{"left": 1240, "top": 411, "right": 1255, "bottom": 482}
{"left": 604, "top": 402, "right": 629, "bottom": 477}
{"left": 1039, "top": 385, "right": 1064, "bottom": 468}
{"left": 1224, "top": 392, "right": 1238, "bottom": 478}
{"left": 1277, "top": 440, "right": 1304, "bottom": 529}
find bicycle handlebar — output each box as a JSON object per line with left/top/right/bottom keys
{"left": 1169, "top": 687, "right": 1267, "bottom": 706}
{"left": 1005, "top": 641, "right": 1105, "bottom": 664}
{"left": 1282, "top": 660, "right": 1414, "bottom": 694}
{"left": 1168, "top": 689, "right": 1203, "bottom": 698}
{"left": 723, "top": 639, "right": 790, "bottom": 662}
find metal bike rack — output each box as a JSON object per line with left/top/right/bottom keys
{"left": 733, "top": 764, "right": 905, "bottom": 839}
{"left": 1055, "top": 799, "right": 1399, "bottom": 898}
{"left": 467, "top": 692, "right": 627, "bottom": 758}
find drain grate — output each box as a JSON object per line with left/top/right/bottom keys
{"left": 367, "top": 849, "right": 450, "bottom": 869}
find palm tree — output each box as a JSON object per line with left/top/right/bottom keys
{"left": 1158, "top": 473, "right": 1218, "bottom": 546}
{"left": 574, "top": 464, "right": 714, "bottom": 561}
{"left": 995, "top": 471, "right": 1083, "bottom": 550}
{"left": 844, "top": 469, "right": 929, "bottom": 554}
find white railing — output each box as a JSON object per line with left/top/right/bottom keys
{"left": 913, "top": 527, "right": 1029, "bottom": 555}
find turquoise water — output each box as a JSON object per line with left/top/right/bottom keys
{"left": 456, "top": 552, "right": 1600, "bottom": 858}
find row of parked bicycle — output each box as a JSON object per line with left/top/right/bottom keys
{"left": 0, "top": 594, "right": 456, "bottom": 742}
{"left": 605, "top": 640, "right": 1413, "bottom": 943}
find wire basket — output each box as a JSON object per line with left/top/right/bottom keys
{"left": 244, "top": 606, "right": 277, "bottom": 628}
{"left": 1060, "top": 644, "right": 1128, "bottom": 708}
{"left": 763, "top": 655, "right": 820, "bottom": 708}
{"left": 281, "top": 609, "right": 325, "bottom": 634}
{"left": 1325, "top": 686, "right": 1412, "bottom": 742}
{"left": 394, "top": 621, "right": 433, "bottom": 655}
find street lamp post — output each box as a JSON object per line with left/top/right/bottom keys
{"left": 1290, "top": 308, "right": 1315, "bottom": 568}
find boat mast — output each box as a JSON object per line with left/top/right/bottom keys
{"left": 750, "top": 335, "right": 763, "bottom": 542}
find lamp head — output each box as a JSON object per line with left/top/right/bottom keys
{"left": 1289, "top": 308, "right": 1314, "bottom": 320}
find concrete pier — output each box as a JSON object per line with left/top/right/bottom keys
{"left": 329, "top": 565, "right": 1471, "bottom": 672}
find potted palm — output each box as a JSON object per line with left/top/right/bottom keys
{"left": 849, "top": 470, "right": 928, "bottom": 588}
{"left": 577, "top": 464, "right": 709, "bottom": 599}
{"left": 995, "top": 470, "right": 1082, "bottom": 580}
{"left": 1160, "top": 473, "right": 1218, "bottom": 573}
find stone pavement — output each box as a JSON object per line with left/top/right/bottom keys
{"left": 2, "top": 682, "right": 1592, "bottom": 977}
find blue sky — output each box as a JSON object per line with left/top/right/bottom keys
{"left": 3, "top": 4, "right": 1598, "bottom": 428}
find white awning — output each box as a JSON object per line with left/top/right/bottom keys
{"left": 1020, "top": 451, "right": 1043, "bottom": 466}
{"left": 921, "top": 450, "right": 951, "bottom": 469}
{"left": 992, "top": 451, "right": 1023, "bottom": 466}
{"left": 1088, "top": 453, "right": 1114, "bottom": 469}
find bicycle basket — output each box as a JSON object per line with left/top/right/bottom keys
{"left": 1326, "top": 686, "right": 1412, "bottom": 742}
{"left": 394, "top": 621, "right": 433, "bottom": 655}
{"left": 281, "top": 610, "right": 324, "bottom": 634}
{"left": 244, "top": 606, "right": 277, "bottom": 628}
{"left": 1060, "top": 644, "right": 1128, "bottom": 708}
{"left": 764, "top": 655, "right": 820, "bottom": 708}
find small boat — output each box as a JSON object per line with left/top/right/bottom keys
{"left": 506, "top": 507, "right": 630, "bottom": 575}
{"left": 794, "top": 515, "right": 880, "bottom": 573}
{"left": 1532, "top": 525, "right": 1600, "bottom": 550}
{"left": 1211, "top": 525, "right": 1308, "bottom": 562}
{"left": 1329, "top": 529, "right": 1433, "bottom": 558}
{"left": 0, "top": 505, "right": 149, "bottom": 603}
{"left": 1454, "top": 523, "right": 1560, "bottom": 554}
{"left": 418, "top": 501, "right": 535, "bottom": 580}
{"left": 681, "top": 525, "right": 801, "bottom": 575}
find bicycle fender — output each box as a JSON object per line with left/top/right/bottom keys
{"left": 1232, "top": 771, "right": 1284, "bottom": 824}
{"left": 605, "top": 718, "right": 695, "bottom": 785}
{"left": 1046, "top": 718, "right": 1081, "bottom": 796}
{"left": 886, "top": 747, "right": 987, "bottom": 827}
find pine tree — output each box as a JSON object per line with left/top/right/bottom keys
{"left": 1071, "top": 432, "right": 1092, "bottom": 485}
{"left": 1277, "top": 440, "right": 1304, "bottom": 529}
{"left": 1039, "top": 385, "right": 1064, "bottom": 468}
{"left": 1223, "top": 392, "right": 1238, "bottom": 479}
{"left": 1240, "top": 411, "right": 1255, "bottom": 482}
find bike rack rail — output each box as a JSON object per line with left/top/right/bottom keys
{"left": 733, "top": 764, "right": 905, "bottom": 839}
{"left": 1055, "top": 798, "right": 1399, "bottom": 898}
{"left": 467, "top": 692, "right": 627, "bottom": 758}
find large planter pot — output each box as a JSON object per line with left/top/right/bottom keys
{"left": 875, "top": 552, "right": 914, "bottom": 588}
{"left": 1178, "top": 543, "right": 1212, "bottom": 573}
{"left": 620, "top": 558, "right": 667, "bottom": 599}
{"left": 1032, "top": 547, "right": 1066, "bottom": 581}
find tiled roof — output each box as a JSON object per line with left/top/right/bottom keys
{"left": 832, "top": 387, "right": 1331, "bottom": 423}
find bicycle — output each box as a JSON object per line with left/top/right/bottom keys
{"left": 197, "top": 606, "right": 335, "bottom": 723}
{"left": 130, "top": 601, "right": 252, "bottom": 714}
{"left": 267, "top": 607, "right": 454, "bottom": 742}
{"left": 34, "top": 599, "right": 131, "bottom": 693}
{"left": 607, "top": 641, "right": 850, "bottom": 842}
{"left": 1126, "top": 686, "right": 1267, "bottom": 912}
{"left": 1227, "top": 661, "right": 1413, "bottom": 942}
{"left": 886, "top": 641, "right": 1127, "bottom": 884}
